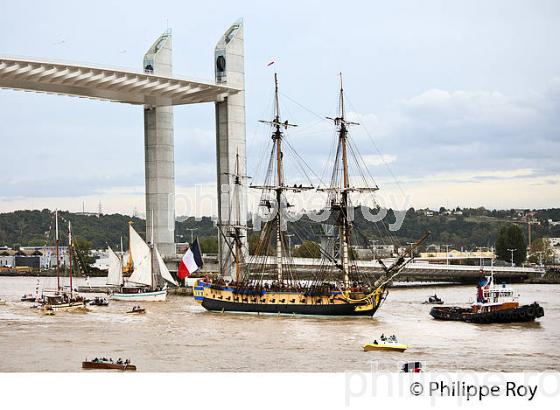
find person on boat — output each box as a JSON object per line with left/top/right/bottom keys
{"left": 373, "top": 340, "right": 378, "bottom": 345}
{"left": 380, "top": 334, "right": 386, "bottom": 341}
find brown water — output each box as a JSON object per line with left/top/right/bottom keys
{"left": 0, "top": 276, "right": 558, "bottom": 372}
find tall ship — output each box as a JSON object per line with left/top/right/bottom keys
{"left": 111, "top": 221, "right": 177, "bottom": 302}
{"left": 194, "top": 74, "right": 428, "bottom": 316}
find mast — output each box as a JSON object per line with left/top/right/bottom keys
{"left": 234, "top": 150, "right": 242, "bottom": 283}
{"left": 252, "top": 74, "right": 311, "bottom": 284}
{"left": 321, "top": 73, "right": 378, "bottom": 289}
{"left": 55, "top": 209, "right": 60, "bottom": 291}
{"left": 273, "top": 74, "right": 283, "bottom": 282}
{"left": 150, "top": 209, "right": 156, "bottom": 290}
{"left": 338, "top": 75, "right": 350, "bottom": 288}
{"left": 68, "top": 221, "right": 73, "bottom": 296}
{"left": 220, "top": 147, "right": 249, "bottom": 283}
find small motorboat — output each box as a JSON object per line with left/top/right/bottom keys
{"left": 0, "top": 299, "right": 6, "bottom": 305}
{"left": 127, "top": 305, "right": 146, "bottom": 314}
{"left": 401, "top": 361, "right": 422, "bottom": 373}
{"left": 89, "top": 297, "right": 109, "bottom": 306}
{"left": 82, "top": 358, "right": 136, "bottom": 371}
{"left": 21, "top": 294, "right": 38, "bottom": 302}
{"left": 423, "top": 294, "right": 444, "bottom": 304}
{"left": 44, "top": 306, "right": 55, "bottom": 316}
{"left": 363, "top": 335, "right": 408, "bottom": 352}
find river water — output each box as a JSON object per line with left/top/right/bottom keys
{"left": 0, "top": 276, "right": 558, "bottom": 372}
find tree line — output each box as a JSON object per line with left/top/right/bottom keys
{"left": 1, "top": 208, "right": 558, "bottom": 265}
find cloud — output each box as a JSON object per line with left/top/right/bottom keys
{"left": 348, "top": 79, "right": 560, "bottom": 183}
{"left": 2, "top": 74, "right": 559, "bottom": 212}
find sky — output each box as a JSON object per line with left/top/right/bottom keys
{"left": 0, "top": 0, "right": 559, "bottom": 217}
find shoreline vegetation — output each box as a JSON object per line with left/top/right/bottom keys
{"left": 2, "top": 208, "right": 559, "bottom": 283}
{"left": 1, "top": 207, "right": 559, "bottom": 251}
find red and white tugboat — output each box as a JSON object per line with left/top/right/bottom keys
{"left": 430, "top": 271, "right": 544, "bottom": 324}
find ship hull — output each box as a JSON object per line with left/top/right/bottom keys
{"left": 111, "top": 289, "right": 167, "bottom": 302}
{"left": 430, "top": 302, "right": 544, "bottom": 323}
{"left": 201, "top": 297, "right": 377, "bottom": 316}
{"left": 82, "top": 361, "right": 136, "bottom": 371}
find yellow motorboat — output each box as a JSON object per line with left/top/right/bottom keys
{"left": 363, "top": 337, "right": 408, "bottom": 352}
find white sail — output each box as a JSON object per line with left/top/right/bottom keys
{"left": 127, "top": 225, "right": 152, "bottom": 286}
{"left": 155, "top": 247, "right": 178, "bottom": 286}
{"left": 106, "top": 247, "right": 123, "bottom": 286}
{"left": 129, "top": 224, "right": 150, "bottom": 268}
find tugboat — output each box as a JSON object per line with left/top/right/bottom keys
{"left": 423, "top": 294, "right": 444, "bottom": 304}
{"left": 430, "top": 271, "right": 544, "bottom": 323}
{"left": 82, "top": 357, "right": 136, "bottom": 371}
{"left": 363, "top": 334, "right": 408, "bottom": 352}
{"left": 194, "top": 74, "right": 429, "bottom": 317}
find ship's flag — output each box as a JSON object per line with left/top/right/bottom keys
{"left": 178, "top": 238, "right": 203, "bottom": 280}
{"left": 267, "top": 61, "right": 275, "bottom": 66}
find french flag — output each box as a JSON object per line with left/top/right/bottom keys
{"left": 178, "top": 238, "right": 204, "bottom": 280}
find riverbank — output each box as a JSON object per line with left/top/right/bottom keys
{"left": 524, "top": 272, "right": 560, "bottom": 284}
{"left": 0, "top": 269, "right": 107, "bottom": 278}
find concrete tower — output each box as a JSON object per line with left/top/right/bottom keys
{"left": 215, "top": 20, "right": 248, "bottom": 273}
{"left": 143, "top": 31, "right": 176, "bottom": 257}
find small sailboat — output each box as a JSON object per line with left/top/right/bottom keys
{"left": 41, "top": 213, "right": 86, "bottom": 312}
{"left": 111, "top": 220, "right": 177, "bottom": 302}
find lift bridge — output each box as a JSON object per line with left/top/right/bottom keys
{"left": 0, "top": 21, "right": 248, "bottom": 271}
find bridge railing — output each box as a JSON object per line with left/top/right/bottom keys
{"left": 247, "top": 256, "right": 544, "bottom": 274}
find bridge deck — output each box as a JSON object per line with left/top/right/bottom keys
{"left": 0, "top": 56, "right": 239, "bottom": 106}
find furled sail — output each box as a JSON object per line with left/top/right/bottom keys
{"left": 106, "top": 246, "right": 123, "bottom": 286}
{"left": 155, "top": 247, "right": 178, "bottom": 286}
{"left": 127, "top": 225, "right": 152, "bottom": 286}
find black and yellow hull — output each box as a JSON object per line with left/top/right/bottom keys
{"left": 194, "top": 282, "right": 384, "bottom": 317}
